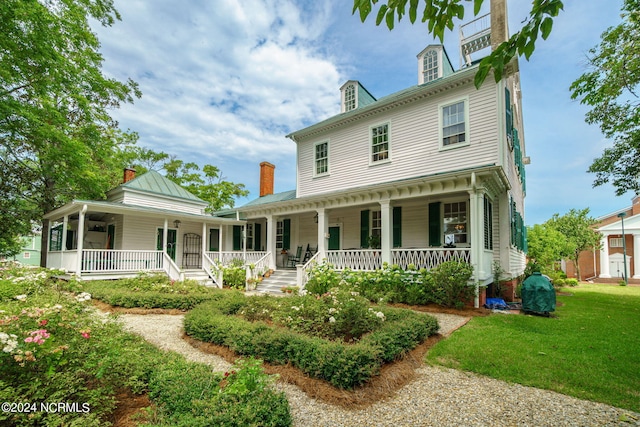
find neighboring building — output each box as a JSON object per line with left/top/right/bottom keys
{"left": 14, "top": 235, "right": 42, "bottom": 266}
{"left": 565, "top": 195, "right": 640, "bottom": 284}
{"left": 43, "top": 169, "right": 247, "bottom": 284}
{"left": 228, "top": 6, "right": 529, "bottom": 304}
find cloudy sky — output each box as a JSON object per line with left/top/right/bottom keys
{"left": 93, "top": 0, "right": 629, "bottom": 225}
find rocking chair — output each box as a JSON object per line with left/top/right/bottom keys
{"left": 286, "top": 246, "right": 303, "bottom": 267}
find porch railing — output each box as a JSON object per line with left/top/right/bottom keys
{"left": 326, "top": 249, "right": 382, "bottom": 271}
{"left": 163, "top": 252, "right": 183, "bottom": 282}
{"left": 202, "top": 252, "right": 223, "bottom": 288}
{"left": 392, "top": 248, "right": 471, "bottom": 270}
{"left": 297, "top": 251, "right": 321, "bottom": 289}
{"left": 81, "top": 250, "right": 163, "bottom": 273}
{"left": 206, "top": 251, "right": 268, "bottom": 266}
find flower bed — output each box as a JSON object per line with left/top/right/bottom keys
{"left": 184, "top": 290, "right": 438, "bottom": 389}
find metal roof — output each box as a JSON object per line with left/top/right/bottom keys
{"left": 120, "top": 170, "right": 205, "bottom": 203}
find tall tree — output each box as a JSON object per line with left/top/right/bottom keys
{"left": 526, "top": 223, "right": 572, "bottom": 273}
{"left": 570, "top": 0, "right": 640, "bottom": 196}
{"left": 0, "top": 0, "right": 140, "bottom": 264}
{"left": 546, "top": 208, "right": 602, "bottom": 281}
{"left": 352, "top": 0, "right": 564, "bottom": 87}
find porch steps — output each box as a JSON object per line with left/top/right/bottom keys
{"left": 183, "top": 269, "right": 216, "bottom": 287}
{"left": 255, "top": 269, "right": 297, "bottom": 295}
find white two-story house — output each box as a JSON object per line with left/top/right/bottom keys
{"left": 229, "top": 12, "right": 528, "bottom": 303}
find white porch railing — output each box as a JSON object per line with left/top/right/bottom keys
{"left": 392, "top": 248, "right": 471, "bottom": 270}
{"left": 326, "top": 249, "right": 382, "bottom": 271}
{"left": 163, "top": 252, "right": 183, "bottom": 282}
{"left": 202, "top": 252, "right": 223, "bottom": 288}
{"left": 205, "top": 251, "right": 268, "bottom": 266}
{"left": 297, "top": 251, "right": 321, "bottom": 289}
{"left": 246, "top": 252, "right": 272, "bottom": 290}
{"left": 82, "top": 250, "right": 163, "bottom": 273}
{"left": 47, "top": 251, "right": 78, "bottom": 273}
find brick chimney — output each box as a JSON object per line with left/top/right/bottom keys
{"left": 259, "top": 162, "right": 275, "bottom": 197}
{"left": 123, "top": 168, "right": 136, "bottom": 183}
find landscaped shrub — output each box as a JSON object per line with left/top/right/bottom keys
{"left": 222, "top": 258, "right": 247, "bottom": 289}
{"left": 425, "top": 261, "right": 475, "bottom": 308}
{"left": 565, "top": 278, "right": 579, "bottom": 287}
{"left": 304, "top": 262, "right": 342, "bottom": 295}
{"left": 70, "top": 273, "right": 226, "bottom": 309}
{"left": 184, "top": 293, "right": 438, "bottom": 389}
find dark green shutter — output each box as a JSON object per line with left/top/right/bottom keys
{"left": 233, "top": 225, "right": 242, "bottom": 251}
{"left": 393, "top": 206, "right": 402, "bottom": 248}
{"left": 254, "top": 223, "right": 262, "bottom": 251}
{"left": 283, "top": 219, "right": 291, "bottom": 250}
{"left": 360, "top": 210, "right": 370, "bottom": 248}
{"left": 428, "top": 202, "right": 441, "bottom": 246}
{"left": 505, "top": 87, "right": 513, "bottom": 135}
{"left": 209, "top": 228, "right": 219, "bottom": 251}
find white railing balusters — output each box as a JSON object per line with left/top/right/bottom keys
{"left": 81, "top": 250, "right": 164, "bottom": 273}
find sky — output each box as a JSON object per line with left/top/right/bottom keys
{"left": 92, "top": 0, "right": 631, "bottom": 225}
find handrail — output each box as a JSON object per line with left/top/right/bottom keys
{"left": 163, "top": 253, "right": 183, "bottom": 282}
{"left": 246, "top": 252, "right": 271, "bottom": 291}
{"left": 202, "top": 253, "right": 223, "bottom": 288}
{"left": 297, "top": 251, "right": 321, "bottom": 289}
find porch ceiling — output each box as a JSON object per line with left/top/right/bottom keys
{"left": 239, "top": 164, "right": 509, "bottom": 217}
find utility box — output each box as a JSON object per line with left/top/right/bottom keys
{"left": 521, "top": 272, "right": 556, "bottom": 315}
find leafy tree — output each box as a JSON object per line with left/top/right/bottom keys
{"left": 0, "top": 0, "right": 141, "bottom": 265}
{"left": 352, "top": 0, "right": 564, "bottom": 87}
{"left": 546, "top": 208, "right": 602, "bottom": 281}
{"left": 526, "top": 223, "right": 571, "bottom": 273}
{"left": 570, "top": 0, "right": 640, "bottom": 196}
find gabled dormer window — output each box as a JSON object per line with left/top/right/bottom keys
{"left": 423, "top": 50, "right": 438, "bottom": 82}
{"left": 344, "top": 84, "right": 356, "bottom": 112}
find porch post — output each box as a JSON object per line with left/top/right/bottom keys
{"left": 379, "top": 200, "right": 392, "bottom": 265}
{"left": 468, "top": 188, "right": 483, "bottom": 308}
{"left": 163, "top": 219, "right": 169, "bottom": 254}
{"left": 599, "top": 234, "right": 611, "bottom": 278}
{"left": 202, "top": 222, "right": 207, "bottom": 266}
{"left": 316, "top": 208, "right": 327, "bottom": 258}
{"left": 61, "top": 215, "right": 68, "bottom": 268}
{"left": 76, "top": 205, "right": 87, "bottom": 278}
{"left": 266, "top": 215, "right": 276, "bottom": 270}
{"left": 218, "top": 225, "right": 223, "bottom": 262}
{"left": 633, "top": 234, "right": 640, "bottom": 279}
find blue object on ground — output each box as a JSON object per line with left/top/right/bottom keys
{"left": 484, "top": 298, "right": 509, "bottom": 309}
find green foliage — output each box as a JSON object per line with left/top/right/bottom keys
{"left": 71, "top": 273, "right": 224, "bottom": 309}
{"left": 352, "top": 0, "right": 564, "bottom": 87}
{"left": 222, "top": 258, "right": 247, "bottom": 289}
{"left": 526, "top": 223, "right": 573, "bottom": 272}
{"left": 304, "top": 262, "right": 343, "bottom": 295}
{"left": 565, "top": 278, "right": 578, "bottom": 287}
{"left": 185, "top": 293, "right": 438, "bottom": 389}
{"left": 428, "top": 261, "right": 475, "bottom": 308}
{"left": 545, "top": 208, "right": 602, "bottom": 281}
{"left": 427, "top": 284, "right": 640, "bottom": 413}
{"left": 570, "top": 0, "right": 640, "bottom": 195}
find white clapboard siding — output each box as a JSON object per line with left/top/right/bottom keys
{"left": 297, "top": 80, "right": 499, "bottom": 198}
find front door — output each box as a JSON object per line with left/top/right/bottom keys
{"left": 157, "top": 229, "right": 177, "bottom": 261}
{"left": 183, "top": 233, "right": 202, "bottom": 268}
{"left": 328, "top": 226, "right": 340, "bottom": 250}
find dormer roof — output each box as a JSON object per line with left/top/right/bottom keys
{"left": 417, "top": 44, "right": 454, "bottom": 85}
{"left": 339, "top": 80, "right": 376, "bottom": 113}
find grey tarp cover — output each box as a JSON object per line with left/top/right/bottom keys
{"left": 521, "top": 272, "right": 556, "bottom": 313}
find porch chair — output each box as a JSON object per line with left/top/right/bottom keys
{"left": 287, "top": 246, "right": 303, "bottom": 267}
{"left": 303, "top": 244, "right": 312, "bottom": 262}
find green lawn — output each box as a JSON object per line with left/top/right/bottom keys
{"left": 426, "top": 284, "right": 640, "bottom": 412}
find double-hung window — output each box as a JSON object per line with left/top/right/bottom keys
{"left": 344, "top": 84, "right": 356, "bottom": 112}
{"left": 443, "top": 201, "right": 468, "bottom": 245}
{"left": 314, "top": 141, "right": 329, "bottom": 176}
{"left": 423, "top": 50, "right": 438, "bottom": 82}
{"left": 371, "top": 123, "right": 390, "bottom": 163}
{"left": 440, "top": 98, "right": 468, "bottom": 148}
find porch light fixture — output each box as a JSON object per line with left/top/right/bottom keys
{"left": 173, "top": 220, "right": 181, "bottom": 228}
{"left": 618, "top": 212, "right": 627, "bottom": 285}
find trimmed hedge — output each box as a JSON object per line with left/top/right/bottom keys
{"left": 185, "top": 294, "right": 438, "bottom": 389}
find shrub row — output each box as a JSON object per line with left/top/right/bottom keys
{"left": 306, "top": 261, "right": 476, "bottom": 308}
{"left": 184, "top": 294, "right": 438, "bottom": 389}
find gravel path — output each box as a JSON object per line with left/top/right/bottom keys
{"left": 113, "top": 312, "right": 640, "bottom": 427}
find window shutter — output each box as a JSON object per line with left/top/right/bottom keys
{"left": 254, "top": 223, "right": 262, "bottom": 251}
{"left": 233, "top": 225, "right": 242, "bottom": 251}
{"left": 505, "top": 87, "right": 513, "bottom": 135}
{"left": 393, "top": 206, "right": 402, "bottom": 248}
{"left": 283, "top": 219, "right": 291, "bottom": 250}
{"left": 428, "top": 202, "right": 441, "bottom": 246}
{"left": 209, "top": 228, "right": 219, "bottom": 251}
{"left": 360, "top": 210, "right": 370, "bottom": 248}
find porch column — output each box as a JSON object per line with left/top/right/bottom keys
{"left": 75, "top": 205, "right": 87, "bottom": 278}
{"left": 316, "top": 208, "right": 327, "bottom": 259}
{"left": 379, "top": 200, "right": 392, "bottom": 265}
{"left": 61, "top": 215, "right": 68, "bottom": 268}
{"left": 599, "top": 234, "right": 611, "bottom": 278}
{"left": 162, "top": 219, "right": 169, "bottom": 254}
{"left": 202, "top": 222, "right": 207, "bottom": 264}
{"left": 633, "top": 234, "right": 640, "bottom": 279}
{"left": 217, "top": 225, "right": 223, "bottom": 262}
{"left": 266, "top": 215, "right": 276, "bottom": 270}
{"left": 468, "top": 187, "right": 483, "bottom": 308}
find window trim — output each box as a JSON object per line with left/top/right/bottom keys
{"left": 313, "top": 140, "right": 330, "bottom": 177}
{"left": 443, "top": 200, "right": 469, "bottom": 247}
{"left": 438, "top": 97, "right": 470, "bottom": 151}
{"left": 369, "top": 122, "right": 391, "bottom": 165}
{"left": 609, "top": 237, "right": 623, "bottom": 248}
{"left": 344, "top": 83, "right": 356, "bottom": 112}
{"left": 423, "top": 49, "right": 439, "bottom": 82}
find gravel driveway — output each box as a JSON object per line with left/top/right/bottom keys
{"left": 114, "top": 312, "right": 639, "bottom": 427}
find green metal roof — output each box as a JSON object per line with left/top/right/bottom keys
{"left": 121, "top": 170, "right": 205, "bottom": 203}
{"left": 241, "top": 190, "right": 297, "bottom": 207}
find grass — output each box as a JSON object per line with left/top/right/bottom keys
{"left": 426, "top": 284, "right": 640, "bottom": 412}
